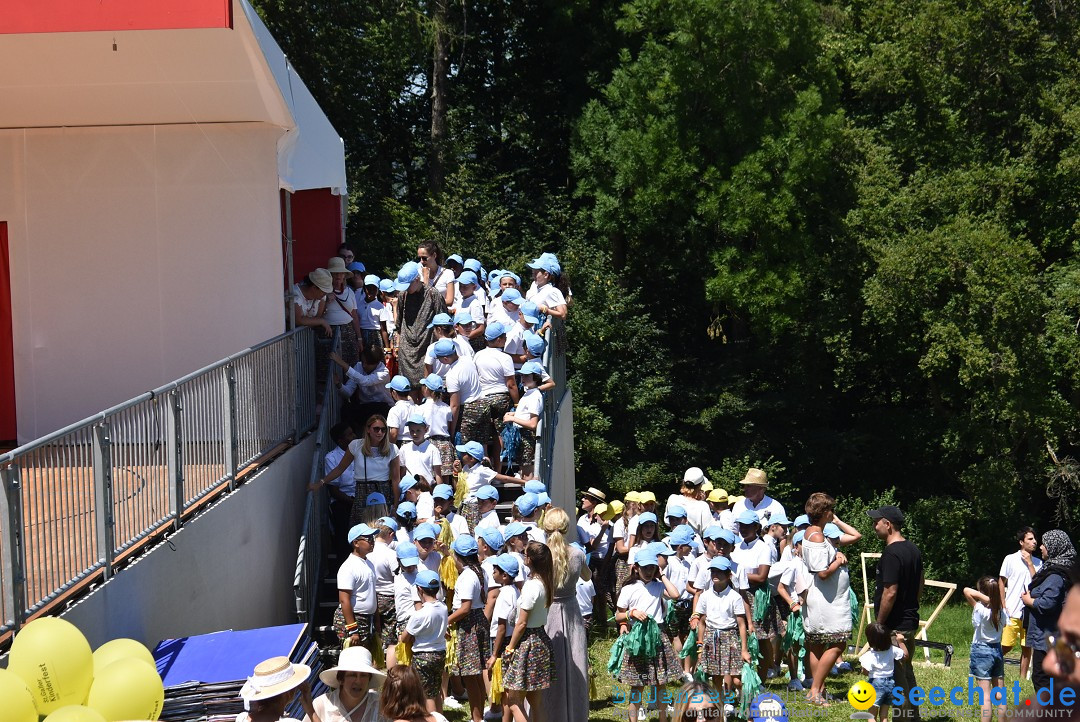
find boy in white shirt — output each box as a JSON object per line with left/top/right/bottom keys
{"left": 859, "top": 622, "right": 907, "bottom": 722}
{"left": 336, "top": 523, "right": 379, "bottom": 650}
{"left": 502, "top": 361, "right": 545, "bottom": 479}
{"left": 666, "top": 525, "right": 698, "bottom": 681}
{"left": 399, "top": 414, "right": 443, "bottom": 486}
{"left": 401, "top": 570, "right": 449, "bottom": 712}
{"left": 356, "top": 274, "right": 385, "bottom": 350}
{"left": 431, "top": 483, "right": 470, "bottom": 539}
{"left": 385, "top": 376, "right": 415, "bottom": 445}
{"left": 692, "top": 556, "right": 752, "bottom": 703}
{"left": 474, "top": 485, "right": 502, "bottom": 530}
{"left": 487, "top": 554, "right": 521, "bottom": 671}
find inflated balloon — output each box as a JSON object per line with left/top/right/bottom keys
{"left": 0, "top": 668, "right": 38, "bottom": 722}
{"left": 86, "top": 658, "right": 164, "bottom": 722}
{"left": 92, "top": 638, "right": 156, "bottom": 676}
{"left": 7, "top": 617, "right": 94, "bottom": 714}
{"left": 43, "top": 706, "right": 108, "bottom": 722}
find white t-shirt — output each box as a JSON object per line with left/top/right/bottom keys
{"left": 779, "top": 556, "right": 811, "bottom": 599}
{"left": 666, "top": 555, "right": 693, "bottom": 598}
{"left": 386, "top": 399, "right": 415, "bottom": 444}
{"left": 325, "top": 446, "right": 355, "bottom": 498}
{"left": 394, "top": 568, "right": 419, "bottom": 622}
{"left": 325, "top": 287, "right": 357, "bottom": 325}
{"left": 694, "top": 584, "right": 746, "bottom": 630}
{"left": 859, "top": 646, "right": 905, "bottom": 679}
{"left": 380, "top": 303, "right": 396, "bottom": 336}
{"left": 731, "top": 538, "right": 771, "bottom": 579}
{"left": 400, "top": 440, "right": 442, "bottom": 482}
{"left": 717, "top": 509, "right": 737, "bottom": 533}
{"left": 522, "top": 521, "right": 546, "bottom": 544}
{"left": 431, "top": 267, "right": 455, "bottom": 295}
{"left": 368, "top": 541, "right": 398, "bottom": 596}
{"left": 445, "top": 357, "right": 483, "bottom": 403}
{"left": 999, "top": 551, "right": 1042, "bottom": 619}
{"left": 347, "top": 440, "right": 398, "bottom": 484}
{"left": 337, "top": 554, "right": 377, "bottom": 614}
{"left": 458, "top": 292, "right": 486, "bottom": 325}
{"left": 617, "top": 579, "right": 666, "bottom": 624}
{"left": 663, "top": 494, "right": 713, "bottom": 535}
{"left": 519, "top": 577, "right": 550, "bottom": 628}
{"left": 341, "top": 364, "right": 392, "bottom": 404}
{"left": 406, "top": 601, "right": 448, "bottom": 652}
{"left": 577, "top": 578, "right": 596, "bottom": 618}
{"left": 441, "top": 512, "right": 470, "bottom": 540}
{"left": 463, "top": 462, "right": 497, "bottom": 497}
{"left": 415, "top": 492, "right": 434, "bottom": 521}
{"left": 514, "top": 387, "right": 543, "bottom": 421}
{"left": 504, "top": 323, "right": 527, "bottom": 365}
{"left": 491, "top": 584, "right": 519, "bottom": 638}
{"left": 424, "top": 335, "right": 475, "bottom": 376}
{"left": 693, "top": 557, "right": 749, "bottom": 593}
{"left": 972, "top": 602, "right": 1009, "bottom": 644}
{"left": 476, "top": 509, "right": 502, "bottom": 531}
{"left": 453, "top": 566, "right": 484, "bottom": 611}
{"left": 731, "top": 496, "right": 787, "bottom": 525}
{"left": 474, "top": 348, "right": 515, "bottom": 396}
{"left": 421, "top": 399, "right": 454, "bottom": 438}
{"left": 527, "top": 283, "right": 567, "bottom": 310}
{"left": 356, "top": 295, "right": 384, "bottom": 330}
{"left": 292, "top": 284, "right": 321, "bottom": 318}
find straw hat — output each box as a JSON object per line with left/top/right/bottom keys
{"left": 739, "top": 468, "right": 768, "bottom": 487}
{"left": 308, "top": 268, "right": 333, "bottom": 294}
{"left": 240, "top": 656, "right": 311, "bottom": 705}
{"left": 581, "top": 487, "right": 607, "bottom": 503}
{"left": 318, "top": 647, "right": 385, "bottom": 689}
{"left": 326, "top": 257, "right": 354, "bottom": 278}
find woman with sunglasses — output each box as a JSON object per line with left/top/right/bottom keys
{"left": 417, "top": 241, "right": 456, "bottom": 308}
{"left": 1021, "top": 529, "right": 1076, "bottom": 696}
{"left": 314, "top": 414, "right": 402, "bottom": 509}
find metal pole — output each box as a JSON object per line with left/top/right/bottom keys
{"left": 224, "top": 365, "right": 239, "bottom": 490}
{"left": 92, "top": 423, "right": 115, "bottom": 580}
{"left": 167, "top": 390, "right": 185, "bottom": 530}
{"left": 285, "top": 191, "right": 295, "bottom": 331}
{"left": 293, "top": 332, "right": 303, "bottom": 440}
{"left": 1, "top": 464, "right": 25, "bottom": 632}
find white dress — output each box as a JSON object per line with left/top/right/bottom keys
{"left": 801, "top": 538, "right": 851, "bottom": 643}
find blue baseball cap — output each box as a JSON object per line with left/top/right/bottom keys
{"left": 366, "top": 492, "right": 387, "bottom": 506}
{"left": 708, "top": 556, "right": 735, "bottom": 573}
{"left": 378, "top": 516, "right": 400, "bottom": 531}
{"left": 446, "top": 254, "right": 464, "bottom": 265}
{"left": 519, "top": 302, "right": 540, "bottom": 324}
{"left": 516, "top": 493, "right": 539, "bottom": 516}
{"left": 413, "top": 523, "right": 438, "bottom": 541}
{"left": 347, "top": 523, "right": 377, "bottom": 543}
{"left": 736, "top": 510, "right": 761, "bottom": 526}
{"left": 792, "top": 531, "right": 805, "bottom": 546}
{"left": 524, "top": 333, "right": 545, "bottom": 356}
{"left": 427, "top": 313, "right": 454, "bottom": 328}
{"left": 415, "top": 569, "right": 441, "bottom": 591}
{"left": 454, "top": 311, "right": 475, "bottom": 326}
{"left": 526, "top": 253, "right": 559, "bottom": 274}
{"left": 475, "top": 485, "right": 499, "bottom": 502}
{"left": 794, "top": 514, "right": 810, "bottom": 528}
{"left": 493, "top": 553, "right": 520, "bottom": 578}
{"left": 646, "top": 541, "right": 675, "bottom": 557}
{"left": 433, "top": 338, "right": 457, "bottom": 357}
{"left": 503, "top": 521, "right": 528, "bottom": 539}
{"left": 386, "top": 375, "right": 412, "bottom": 392}
{"left": 452, "top": 534, "right": 479, "bottom": 556}
{"left": 363, "top": 274, "right": 381, "bottom": 287}
{"left": 503, "top": 271, "right": 522, "bottom": 286}
{"left": 536, "top": 492, "right": 551, "bottom": 507}
{"left": 823, "top": 523, "right": 841, "bottom": 539}
{"left": 399, "top": 475, "right": 419, "bottom": 494}
{"left": 520, "top": 361, "right": 545, "bottom": 376}
{"left": 394, "top": 261, "right": 421, "bottom": 291}
{"left": 500, "top": 288, "right": 522, "bottom": 304}
{"left": 464, "top": 258, "right": 482, "bottom": 273}
{"left": 702, "top": 525, "right": 727, "bottom": 541}
{"left": 397, "top": 544, "right": 420, "bottom": 564}
{"left": 421, "top": 373, "right": 445, "bottom": 391}
{"left": 769, "top": 512, "right": 791, "bottom": 527}
{"left": 524, "top": 480, "right": 546, "bottom": 494}
{"left": 485, "top": 322, "right": 507, "bottom": 341}
{"left": 635, "top": 551, "right": 659, "bottom": 568}
{"left": 667, "top": 505, "right": 687, "bottom": 519}
{"left": 406, "top": 412, "right": 428, "bottom": 426}
{"left": 637, "top": 511, "right": 658, "bottom": 525}
{"left": 396, "top": 501, "right": 417, "bottom": 518}
{"left": 669, "top": 525, "right": 696, "bottom": 547}
{"left": 478, "top": 526, "right": 504, "bottom": 551}
{"left": 456, "top": 441, "right": 485, "bottom": 459}
{"left": 379, "top": 278, "right": 395, "bottom": 294}
{"left": 433, "top": 483, "right": 455, "bottom": 500}
{"left": 347, "top": 261, "right": 366, "bottom": 274}
{"left": 458, "top": 271, "right": 479, "bottom": 286}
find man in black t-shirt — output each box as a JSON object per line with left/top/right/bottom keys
{"left": 869, "top": 505, "right": 923, "bottom": 720}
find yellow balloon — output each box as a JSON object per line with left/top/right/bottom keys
{"left": 0, "top": 668, "right": 39, "bottom": 722}
{"left": 7, "top": 617, "right": 94, "bottom": 715}
{"left": 86, "top": 658, "right": 164, "bottom": 722}
{"left": 43, "top": 706, "right": 108, "bottom": 722}
{"left": 92, "top": 638, "right": 156, "bottom": 676}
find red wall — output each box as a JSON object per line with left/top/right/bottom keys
{"left": 281, "top": 189, "right": 345, "bottom": 284}
{"left": 0, "top": 0, "right": 232, "bottom": 34}
{"left": 0, "top": 222, "right": 15, "bottom": 442}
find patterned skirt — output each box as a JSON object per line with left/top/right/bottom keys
{"left": 430, "top": 436, "right": 455, "bottom": 477}
{"left": 350, "top": 480, "right": 392, "bottom": 525}
{"left": 335, "top": 323, "right": 361, "bottom": 368}
{"left": 616, "top": 627, "right": 683, "bottom": 687}
{"left": 360, "top": 328, "right": 383, "bottom": 353}
{"left": 519, "top": 427, "right": 536, "bottom": 473}
{"left": 503, "top": 627, "right": 555, "bottom": 692}
{"left": 332, "top": 607, "right": 375, "bottom": 649}
{"left": 486, "top": 393, "right": 512, "bottom": 434}
{"left": 805, "top": 630, "right": 850, "bottom": 647}
{"left": 450, "top": 607, "right": 491, "bottom": 676}
{"left": 752, "top": 590, "right": 780, "bottom": 640}
{"left": 700, "top": 627, "right": 742, "bottom": 677}
{"left": 460, "top": 400, "right": 490, "bottom": 446}
{"left": 462, "top": 497, "right": 481, "bottom": 535}
{"left": 613, "top": 557, "right": 631, "bottom": 599}
{"left": 669, "top": 599, "right": 693, "bottom": 639}
{"left": 377, "top": 593, "right": 397, "bottom": 649}
{"left": 413, "top": 650, "right": 446, "bottom": 700}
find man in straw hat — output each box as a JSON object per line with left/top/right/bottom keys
{"left": 239, "top": 656, "right": 314, "bottom": 722}
{"left": 577, "top": 486, "right": 606, "bottom": 544}
{"left": 730, "top": 467, "right": 787, "bottom": 525}
{"left": 310, "top": 646, "right": 385, "bottom": 722}
{"left": 663, "top": 467, "right": 713, "bottom": 535}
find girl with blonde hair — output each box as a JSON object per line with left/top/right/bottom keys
{"left": 540, "top": 508, "right": 591, "bottom": 722}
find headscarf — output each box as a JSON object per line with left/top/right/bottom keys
{"left": 1030, "top": 529, "right": 1076, "bottom": 591}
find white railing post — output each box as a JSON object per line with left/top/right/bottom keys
{"left": 167, "top": 390, "right": 185, "bottom": 530}
{"left": 92, "top": 423, "right": 116, "bottom": 580}
{"left": 293, "top": 332, "right": 303, "bottom": 440}
{"left": 1, "top": 464, "right": 25, "bottom": 632}
{"left": 224, "top": 364, "right": 239, "bottom": 490}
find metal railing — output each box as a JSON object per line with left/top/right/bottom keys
{"left": 0, "top": 328, "right": 317, "bottom": 635}
{"left": 294, "top": 331, "right": 341, "bottom": 625}
{"left": 535, "top": 317, "right": 568, "bottom": 489}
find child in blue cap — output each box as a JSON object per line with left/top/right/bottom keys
{"left": 665, "top": 524, "right": 699, "bottom": 682}
{"left": 502, "top": 360, "right": 546, "bottom": 480}
{"left": 418, "top": 374, "right": 455, "bottom": 479}
{"left": 502, "top": 542, "right": 556, "bottom": 720}
{"left": 401, "top": 569, "right": 449, "bottom": 711}
{"left": 473, "top": 322, "right": 520, "bottom": 475}
{"left": 399, "top": 413, "right": 443, "bottom": 487}
{"left": 423, "top": 312, "right": 474, "bottom": 379}
{"left": 391, "top": 544, "right": 422, "bottom": 668}
{"left": 369, "top": 517, "right": 400, "bottom": 662}
{"left": 487, "top": 554, "right": 521, "bottom": 688}
{"left": 335, "top": 523, "right": 379, "bottom": 651}
{"left": 453, "top": 440, "right": 520, "bottom": 532}
{"left": 693, "top": 557, "right": 752, "bottom": 707}
{"left": 384, "top": 375, "right": 416, "bottom": 446}
{"left": 447, "top": 535, "right": 491, "bottom": 720}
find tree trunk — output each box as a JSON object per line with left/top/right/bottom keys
{"left": 429, "top": 0, "right": 449, "bottom": 196}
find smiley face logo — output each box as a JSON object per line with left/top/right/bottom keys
{"left": 847, "top": 680, "right": 876, "bottom": 711}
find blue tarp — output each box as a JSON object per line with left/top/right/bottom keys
{"left": 154, "top": 623, "right": 308, "bottom": 686}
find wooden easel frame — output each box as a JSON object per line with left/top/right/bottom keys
{"left": 854, "top": 552, "right": 956, "bottom": 663}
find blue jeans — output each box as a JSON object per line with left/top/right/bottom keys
{"left": 970, "top": 641, "right": 1005, "bottom": 681}
{"left": 871, "top": 676, "right": 895, "bottom": 707}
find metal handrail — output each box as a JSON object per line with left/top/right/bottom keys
{"left": 0, "top": 327, "right": 318, "bottom": 635}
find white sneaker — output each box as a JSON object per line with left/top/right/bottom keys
{"left": 638, "top": 709, "right": 647, "bottom": 721}
{"left": 443, "top": 696, "right": 463, "bottom": 710}
{"left": 724, "top": 703, "right": 735, "bottom": 717}
{"left": 683, "top": 671, "right": 695, "bottom": 683}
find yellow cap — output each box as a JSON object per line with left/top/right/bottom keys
{"left": 625, "top": 491, "right": 642, "bottom": 503}
{"left": 707, "top": 489, "right": 729, "bottom": 503}
{"left": 701, "top": 480, "right": 714, "bottom": 492}
{"left": 639, "top": 491, "right": 657, "bottom": 503}
{"left": 608, "top": 500, "right": 625, "bottom": 517}
{"left": 730, "top": 495, "right": 744, "bottom": 505}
